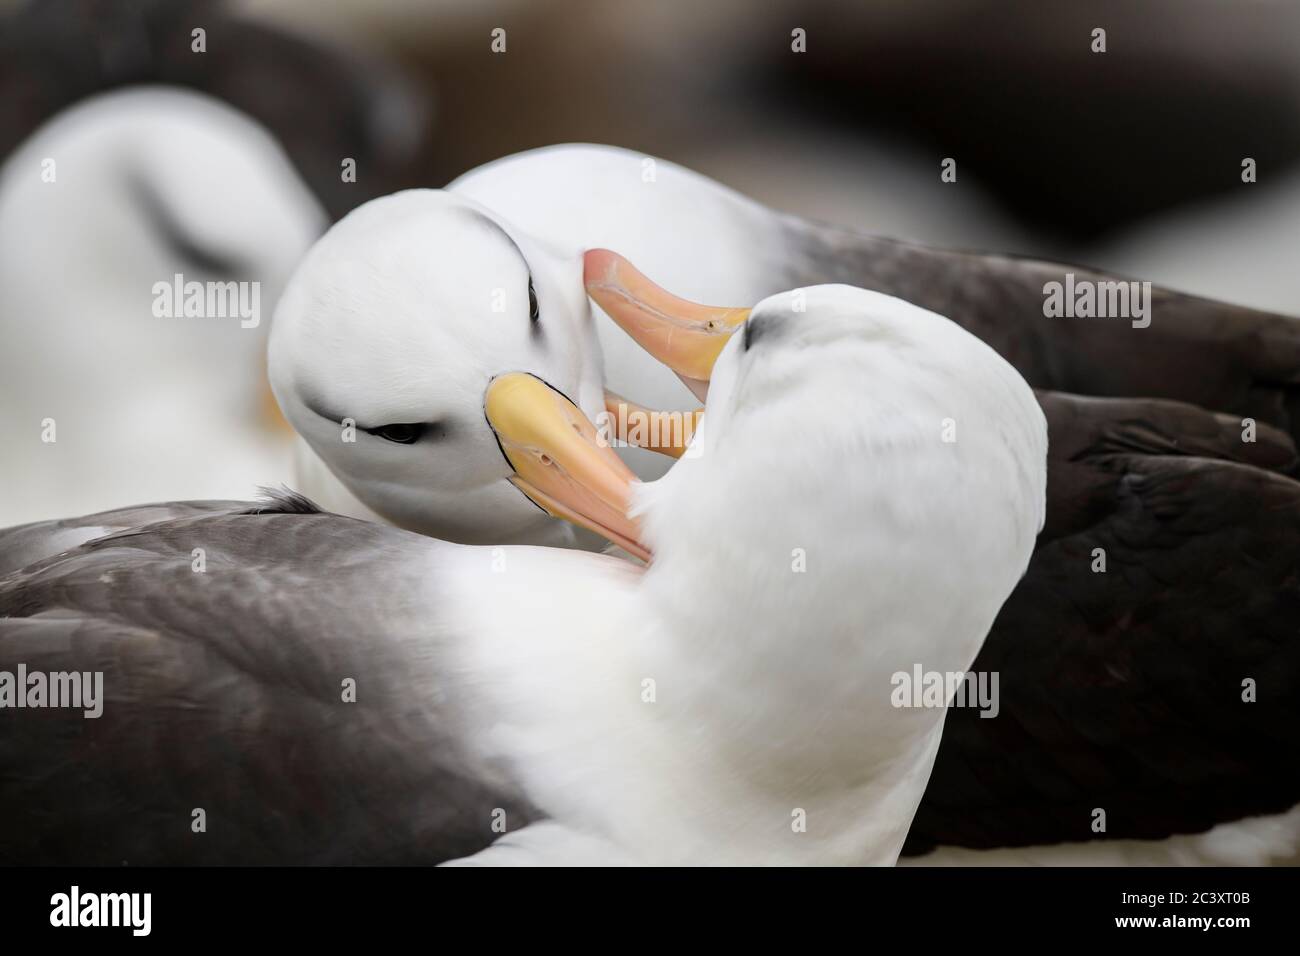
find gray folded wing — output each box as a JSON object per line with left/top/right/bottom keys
{"left": 0, "top": 493, "right": 536, "bottom": 864}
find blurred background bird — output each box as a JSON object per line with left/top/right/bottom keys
{"left": 0, "top": 0, "right": 435, "bottom": 524}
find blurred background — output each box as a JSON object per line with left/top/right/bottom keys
{"left": 2, "top": 0, "right": 1298, "bottom": 521}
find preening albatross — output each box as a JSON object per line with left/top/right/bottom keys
{"left": 581, "top": 253, "right": 1300, "bottom": 864}
{"left": 0, "top": 286, "right": 1047, "bottom": 865}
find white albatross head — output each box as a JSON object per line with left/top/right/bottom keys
{"left": 578, "top": 267, "right": 1050, "bottom": 639}
{"left": 268, "top": 190, "right": 606, "bottom": 544}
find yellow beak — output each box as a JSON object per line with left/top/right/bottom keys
{"left": 584, "top": 249, "right": 749, "bottom": 401}
{"left": 484, "top": 373, "right": 649, "bottom": 561}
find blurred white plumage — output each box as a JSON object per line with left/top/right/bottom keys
{"left": 0, "top": 87, "right": 326, "bottom": 526}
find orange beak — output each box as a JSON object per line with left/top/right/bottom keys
{"left": 601, "top": 389, "right": 703, "bottom": 460}
{"left": 584, "top": 249, "right": 749, "bottom": 402}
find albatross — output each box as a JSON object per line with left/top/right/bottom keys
{"left": 0, "top": 285, "right": 1047, "bottom": 865}
{"left": 0, "top": 87, "right": 326, "bottom": 527}
{"left": 578, "top": 251, "right": 1300, "bottom": 863}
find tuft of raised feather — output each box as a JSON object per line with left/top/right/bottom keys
{"left": 244, "top": 485, "right": 323, "bottom": 516}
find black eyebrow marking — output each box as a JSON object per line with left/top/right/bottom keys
{"left": 300, "top": 390, "right": 446, "bottom": 440}
{"left": 127, "top": 171, "right": 248, "bottom": 277}
{"left": 298, "top": 386, "right": 356, "bottom": 430}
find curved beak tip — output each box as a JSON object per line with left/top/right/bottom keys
{"left": 582, "top": 249, "right": 750, "bottom": 385}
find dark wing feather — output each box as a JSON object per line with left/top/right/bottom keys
{"left": 781, "top": 222, "right": 1300, "bottom": 452}
{"left": 0, "top": 489, "right": 320, "bottom": 577}
{"left": 0, "top": 500, "right": 251, "bottom": 577}
{"left": 904, "top": 392, "right": 1300, "bottom": 853}
{"left": 0, "top": 503, "right": 536, "bottom": 864}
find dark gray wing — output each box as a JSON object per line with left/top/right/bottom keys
{"left": 904, "top": 392, "right": 1300, "bottom": 853}
{"left": 0, "top": 492, "right": 536, "bottom": 865}
{"left": 781, "top": 221, "right": 1300, "bottom": 453}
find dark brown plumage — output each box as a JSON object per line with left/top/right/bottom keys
{"left": 904, "top": 391, "right": 1300, "bottom": 853}
{"left": 781, "top": 222, "right": 1300, "bottom": 457}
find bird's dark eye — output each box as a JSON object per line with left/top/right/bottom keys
{"left": 368, "top": 423, "right": 426, "bottom": 445}
{"left": 528, "top": 278, "right": 540, "bottom": 324}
